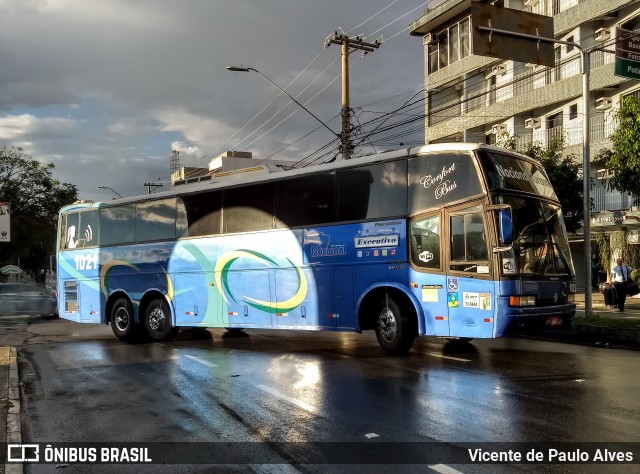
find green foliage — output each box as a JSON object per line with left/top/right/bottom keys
{"left": 596, "top": 95, "right": 640, "bottom": 204}
{"left": 573, "top": 313, "right": 640, "bottom": 329}
{"left": 496, "top": 134, "right": 584, "bottom": 233}
{"left": 0, "top": 146, "right": 78, "bottom": 270}
{"left": 593, "top": 231, "right": 612, "bottom": 275}
{"left": 593, "top": 229, "right": 640, "bottom": 279}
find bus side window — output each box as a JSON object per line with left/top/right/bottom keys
{"left": 176, "top": 197, "right": 188, "bottom": 238}
{"left": 449, "top": 208, "right": 489, "bottom": 273}
{"left": 62, "top": 213, "right": 80, "bottom": 250}
{"left": 410, "top": 214, "right": 441, "bottom": 270}
{"left": 276, "top": 174, "right": 337, "bottom": 228}
{"left": 100, "top": 205, "right": 135, "bottom": 246}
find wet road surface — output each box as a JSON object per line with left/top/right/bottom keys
{"left": 8, "top": 317, "right": 640, "bottom": 473}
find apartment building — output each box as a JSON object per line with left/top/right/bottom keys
{"left": 410, "top": 0, "right": 640, "bottom": 288}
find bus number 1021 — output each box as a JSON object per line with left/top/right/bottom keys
{"left": 74, "top": 254, "right": 99, "bottom": 271}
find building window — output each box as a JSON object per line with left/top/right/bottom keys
{"left": 438, "top": 32, "right": 448, "bottom": 70}
{"left": 621, "top": 16, "right": 640, "bottom": 31}
{"left": 547, "top": 111, "right": 562, "bottom": 130}
{"left": 569, "top": 104, "right": 578, "bottom": 120}
{"left": 428, "top": 16, "right": 471, "bottom": 74}
{"left": 566, "top": 36, "right": 574, "bottom": 54}
{"left": 460, "top": 18, "right": 470, "bottom": 58}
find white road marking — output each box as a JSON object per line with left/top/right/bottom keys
{"left": 429, "top": 464, "right": 465, "bottom": 474}
{"left": 183, "top": 354, "right": 218, "bottom": 367}
{"left": 427, "top": 353, "right": 472, "bottom": 362}
{"left": 256, "top": 384, "right": 318, "bottom": 414}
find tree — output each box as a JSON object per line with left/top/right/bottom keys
{"left": 496, "top": 134, "right": 584, "bottom": 233}
{"left": 594, "top": 95, "right": 640, "bottom": 204}
{"left": 0, "top": 146, "right": 78, "bottom": 273}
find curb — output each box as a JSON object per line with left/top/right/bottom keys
{"left": 571, "top": 324, "right": 640, "bottom": 347}
{"left": 4, "top": 347, "right": 22, "bottom": 474}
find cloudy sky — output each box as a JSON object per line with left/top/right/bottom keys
{"left": 0, "top": 0, "right": 428, "bottom": 201}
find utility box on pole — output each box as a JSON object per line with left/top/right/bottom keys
{"left": 471, "top": 3, "right": 555, "bottom": 67}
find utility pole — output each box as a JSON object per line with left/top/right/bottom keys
{"left": 144, "top": 182, "right": 164, "bottom": 194}
{"left": 326, "top": 32, "right": 381, "bottom": 160}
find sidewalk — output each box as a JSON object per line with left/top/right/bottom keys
{"left": 556, "top": 290, "right": 640, "bottom": 347}
{"left": 1, "top": 346, "right": 21, "bottom": 474}
{"left": 574, "top": 289, "right": 640, "bottom": 316}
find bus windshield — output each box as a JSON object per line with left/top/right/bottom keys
{"left": 499, "top": 195, "right": 574, "bottom": 277}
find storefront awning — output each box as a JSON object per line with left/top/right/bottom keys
{"left": 0, "top": 265, "right": 23, "bottom": 275}
{"left": 591, "top": 210, "right": 640, "bottom": 232}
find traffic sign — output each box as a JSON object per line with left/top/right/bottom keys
{"left": 615, "top": 28, "right": 640, "bottom": 80}
{"left": 471, "top": 3, "right": 555, "bottom": 67}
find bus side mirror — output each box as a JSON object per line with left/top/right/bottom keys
{"left": 498, "top": 209, "right": 513, "bottom": 245}
{"left": 487, "top": 204, "right": 513, "bottom": 253}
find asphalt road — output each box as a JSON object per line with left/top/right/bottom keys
{"left": 5, "top": 317, "right": 640, "bottom": 473}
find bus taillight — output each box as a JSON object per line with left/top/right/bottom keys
{"left": 509, "top": 296, "right": 536, "bottom": 307}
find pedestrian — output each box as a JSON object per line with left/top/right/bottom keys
{"left": 611, "top": 257, "right": 633, "bottom": 312}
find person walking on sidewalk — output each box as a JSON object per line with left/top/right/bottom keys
{"left": 611, "top": 257, "right": 633, "bottom": 312}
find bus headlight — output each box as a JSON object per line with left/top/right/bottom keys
{"left": 567, "top": 294, "right": 575, "bottom": 303}
{"left": 509, "top": 296, "right": 536, "bottom": 307}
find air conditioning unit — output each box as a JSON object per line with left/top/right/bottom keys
{"left": 525, "top": 117, "right": 541, "bottom": 129}
{"left": 491, "top": 124, "right": 508, "bottom": 134}
{"left": 596, "top": 169, "right": 614, "bottom": 180}
{"left": 485, "top": 65, "right": 507, "bottom": 79}
{"left": 595, "top": 28, "right": 611, "bottom": 42}
{"left": 524, "top": 0, "right": 540, "bottom": 6}
{"left": 423, "top": 33, "right": 437, "bottom": 46}
{"left": 595, "top": 97, "right": 612, "bottom": 110}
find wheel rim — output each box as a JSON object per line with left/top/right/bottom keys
{"left": 114, "top": 306, "right": 130, "bottom": 332}
{"left": 378, "top": 306, "right": 397, "bottom": 342}
{"left": 148, "top": 306, "right": 165, "bottom": 332}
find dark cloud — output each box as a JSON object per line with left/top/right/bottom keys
{"left": 0, "top": 0, "right": 426, "bottom": 200}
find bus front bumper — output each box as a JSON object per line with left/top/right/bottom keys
{"left": 496, "top": 303, "right": 576, "bottom": 336}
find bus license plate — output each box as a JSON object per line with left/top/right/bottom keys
{"left": 546, "top": 316, "right": 563, "bottom": 327}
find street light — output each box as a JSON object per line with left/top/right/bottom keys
{"left": 226, "top": 65, "right": 340, "bottom": 141}
{"left": 98, "top": 186, "right": 123, "bottom": 199}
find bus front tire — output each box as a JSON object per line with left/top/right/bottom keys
{"left": 111, "top": 298, "right": 144, "bottom": 342}
{"left": 375, "top": 296, "right": 415, "bottom": 355}
{"left": 145, "top": 299, "right": 179, "bottom": 342}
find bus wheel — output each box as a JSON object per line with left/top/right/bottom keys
{"left": 145, "top": 299, "right": 179, "bottom": 342}
{"left": 111, "top": 298, "right": 143, "bottom": 342}
{"left": 375, "top": 296, "right": 415, "bottom": 355}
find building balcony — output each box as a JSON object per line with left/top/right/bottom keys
{"left": 426, "top": 48, "right": 621, "bottom": 142}
{"left": 512, "top": 113, "right": 617, "bottom": 152}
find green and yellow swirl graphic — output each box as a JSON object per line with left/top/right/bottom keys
{"left": 214, "top": 249, "right": 307, "bottom": 313}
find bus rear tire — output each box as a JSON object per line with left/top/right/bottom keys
{"left": 111, "top": 298, "right": 145, "bottom": 342}
{"left": 375, "top": 296, "right": 415, "bottom": 355}
{"left": 145, "top": 299, "right": 179, "bottom": 342}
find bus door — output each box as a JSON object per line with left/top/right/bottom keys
{"left": 409, "top": 212, "right": 449, "bottom": 336}
{"left": 445, "top": 204, "right": 495, "bottom": 338}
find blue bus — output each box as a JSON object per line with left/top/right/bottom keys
{"left": 56, "top": 144, "right": 576, "bottom": 354}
